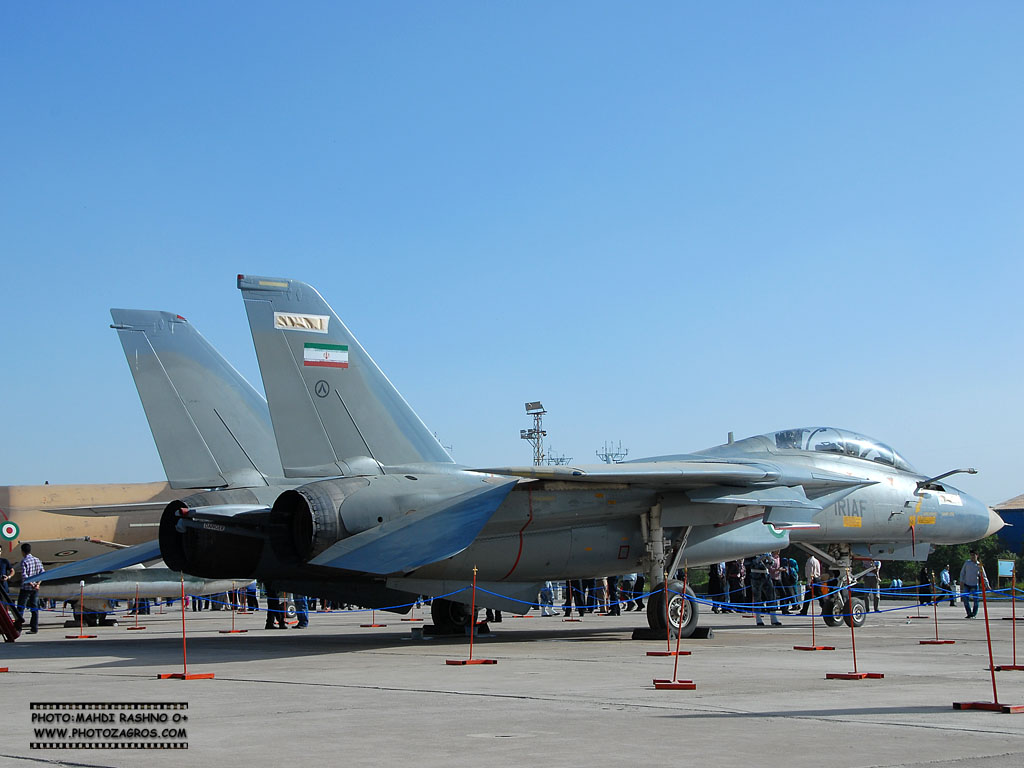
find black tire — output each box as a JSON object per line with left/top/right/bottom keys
{"left": 430, "top": 598, "right": 475, "bottom": 634}
{"left": 822, "top": 597, "right": 843, "bottom": 627}
{"left": 646, "top": 581, "right": 700, "bottom": 639}
{"left": 844, "top": 597, "right": 867, "bottom": 628}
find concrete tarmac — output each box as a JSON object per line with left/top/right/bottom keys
{"left": 2, "top": 600, "right": 1024, "bottom": 767}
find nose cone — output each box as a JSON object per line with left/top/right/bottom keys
{"left": 985, "top": 506, "right": 1005, "bottom": 537}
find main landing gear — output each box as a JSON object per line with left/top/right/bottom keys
{"left": 646, "top": 580, "right": 700, "bottom": 639}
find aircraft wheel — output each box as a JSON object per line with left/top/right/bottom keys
{"left": 822, "top": 598, "right": 843, "bottom": 627}
{"left": 430, "top": 599, "right": 475, "bottom": 634}
{"left": 844, "top": 597, "right": 866, "bottom": 628}
{"left": 646, "top": 581, "right": 700, "bottom": 639}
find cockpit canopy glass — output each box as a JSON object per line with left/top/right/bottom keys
{"left": 771, "top": 427, "right": 915, "bottom": 472}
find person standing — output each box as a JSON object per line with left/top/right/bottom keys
{"left": 14, "top": 543, "right": 44, "bottom": 634}
{"left": 939, "top": 565, "right": 954, "bottom": 607}
{"left": 862, "top": 560, "right": 881, "bottom": 612}
{"left": 293, "top": 593, "right": 309, "bottom": 629}
{"left": 606, "top": 575, "right": 620, "bottom": 616}
{"left": 708, "top": 562, "right": 726, "bottom": 614}
{"left": 725, "top": 559, "right": 745, "bottom": 613}
{"left": 539, "top": 581, "right": 555, "bottom": 616}
{"left": 918, "top": 566, "right": 932, "bottom": 605}
{"left": 750, "top": 552, "right": 781, "bottom": 626}
{"left": 799, "top": 554, "right": 822, "bottom": 616}
{"left": 0, "top": 553, "right": 13, "bottom": 608}
{"left": 264, "top": 583, "right": 288, "bottom": 628}
{"left": 959, "top": 551, "right": 986, "bottom": 618}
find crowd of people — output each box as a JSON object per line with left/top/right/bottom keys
{"left": 0, "top": 546, "right": 1009, "bottom": 636}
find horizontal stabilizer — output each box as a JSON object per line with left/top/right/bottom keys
{"left": 36, "top": 539, "right": 162, "bottom": 583}
{"left": 310, "top": 480, "right": 517, "bottom": 574}
{"left": 31, "top": 501, "right": 173, "bottom": 517}
{"left": 19, "top": 538, "right": 130, "bottom": 568}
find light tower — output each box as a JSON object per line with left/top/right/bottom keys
{"left": 520, "top": 401, "right": 547, "bottom": 466}
{"left": 596, "top": 441, "right": 628, "bottom": 464}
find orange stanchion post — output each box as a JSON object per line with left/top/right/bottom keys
{"left": 66, "top": 581, "right": 97, "bottom": 639}
{"left": 953, "top": 566, "right": 1023, "bottom": 712}
{"left": 401, "top": 601, "right": 423, "bottom": 622}
{"left": 995, "top": 564, "right": 1024, "bottom": 671}
{"left": 654, "top": 573, "right": 696, "bottom": 690}
{"left": 648, "top": 571, "right": 689, "bottom": 657}
{"left": 158, "top": 576, "right": 215, "bottom": 680}
{"left": 219, "top": 583, "right": 248, "bottom": 634}
{"left": 826, "top": 585, "right": 882, "bottom": 680}
{"left": 795, "top": 582, "right": 834, "bottom": 651}
{"left": 920, "top": 597, "right": 954, "bottom": 645}
{"left": 360, "top": 609, "right": 387, "bottom": 628}
{"left": 126, "top": 584, "right": 146, "bottom": 631}
{"left": 446, "top": 566, "right": 496, "bottom": 665}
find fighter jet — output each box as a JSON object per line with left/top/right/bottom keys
{"left": 42, "top": 277, "right": 1003, "bottom": 639}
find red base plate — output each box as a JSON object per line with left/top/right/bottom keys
{"left": 646, "top": 650, "right": 691, "bottom": 657}
{"left": 953, "top": 701, "right": 1024, "bottom": 713}
{"left": 445, "top": 658, "right": 498, "bottom": 665}
{"left": 218, "top": 629, "right": 248, "bottom": 634}
{"left": 794, "top": 645, "right": 835, "bottom": 651}
{"left": 906, "top": 615, "right": 929, "bottom": 619}
{"left": 562, "top": 618, "right": 582, "bottom": 622}
{"left": 359, "top": 623, "right": 387, "bottom": 628}
{"left": 510, "top": 615, "right": 535, "bottom": 618}
{"left": 65, "top": 634, "right": 97, "bottom": 639}
{"left": 236, "top": 611, "right": 253, "bottom": 615}
{"left": 919, "top": 639, "right": 955, "bottom": 645}
{"left": 826, "top": 672, "right": 884, "bottom": 679}
{"left": 653, "top": 678, "right": 696, "bottom": 690}
{"left": 158, "top": 672, "right": 216, "bottom": 680}
{"left": 126, "top": 626, "right": 147, "bottom": 631}
{"left": 401, "top": 618, "right": 424, "bottom": 622}
{"left": 0, "top": 667, "right": 8, "bottom": 672}
{"left": 993, "top": 665, "right": 1024, "bottom": 671}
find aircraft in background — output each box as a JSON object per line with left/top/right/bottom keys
{"left": 41, "top": 277, "right": 1003, "bottom": 637}
{"left": 0, "top": 483, "right": 176, "bottom": 565}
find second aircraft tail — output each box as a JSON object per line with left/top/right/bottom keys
{"left": 111, "top": 309, "right": 285, "bottom": 489}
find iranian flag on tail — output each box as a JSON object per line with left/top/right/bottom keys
{"left": 303, "top": 342, "right": 349, "bottom": 368}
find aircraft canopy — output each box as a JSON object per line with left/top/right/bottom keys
{"left": 770, "top": 427, "right": 915, "bottom": 472}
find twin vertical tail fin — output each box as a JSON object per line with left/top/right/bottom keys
{"left": 111, "top": 309, "right": 284, "bottom": 489}
{"left": 238, "top": 275, "right": 454, "bottom": 477}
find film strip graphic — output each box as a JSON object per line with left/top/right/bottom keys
{"left": 31, "top": 702, "right": 188, "bottom": 750}
{"left": 32, "top": 742, "right": 187, "bottom": 750}
{"left": 31, "top": 703, "right": 188, "bottom": 710}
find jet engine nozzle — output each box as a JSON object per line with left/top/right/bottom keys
{"left": 158, "top": 500, "right": 267, "bottom": 578}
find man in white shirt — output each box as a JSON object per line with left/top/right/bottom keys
{"left": 799, "top": 555, "right": 822, "bottom": 616}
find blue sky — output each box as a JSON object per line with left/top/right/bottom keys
{"left": 2, "top": 4, "right": 1022, "bottom": 504}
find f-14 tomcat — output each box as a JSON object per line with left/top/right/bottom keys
{"left": 41, "top": 276, "right": 1003, "bottom": 638}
